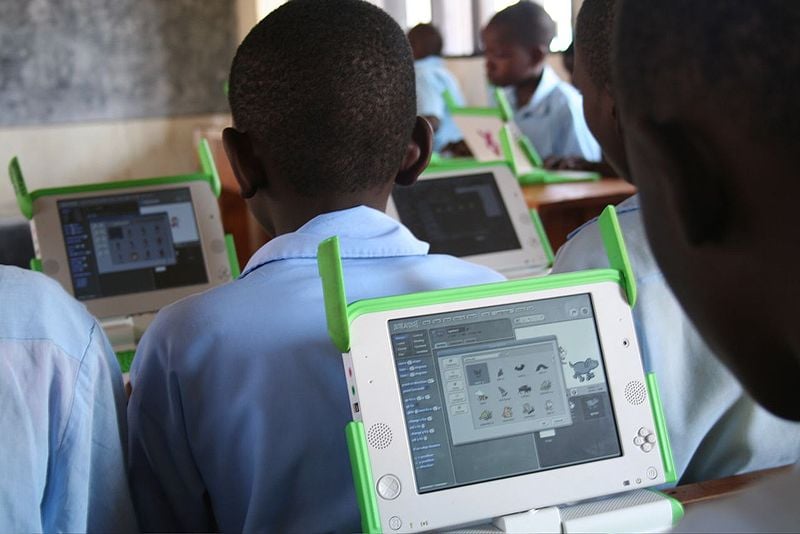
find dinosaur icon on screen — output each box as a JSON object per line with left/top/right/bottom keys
{"left": 569, "top": 358, "right": 599, "bottom": 382}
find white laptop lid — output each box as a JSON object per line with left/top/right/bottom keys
{"left": 386, "top": 165, "right": 550, "bottom": 278}
{"left": 31, "top": 180, "right": 232, "bottom": 320}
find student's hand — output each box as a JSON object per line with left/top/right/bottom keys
{"left": 544, "top": 156, "right": 616, "bottom": 177}
{"left": 442, "top": 140, "right": 473, "bottom": 158}
{"left": 544, "top": 155, "right": 591, "bottom": 171}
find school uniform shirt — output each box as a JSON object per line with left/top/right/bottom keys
{"left": 552, "top": 195, "right": 800, "bottom": 483}
{"left": 673, "top": 462, "right": 800, "bottom": 532}
{"left": 0, "top": 266, "right": 136, "bottom": 533}
{"left": 415, "top": 55, "right": 466, "bottom": 152}
{"left": 501, "top": 65, "right": 601, "bottom": 161}
{"left": 127, "top": 206, "right": 505, "bottom": 533}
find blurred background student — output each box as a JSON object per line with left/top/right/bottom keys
{"left": 482, "top": 0, "right": 600, "bottom": 162}
{"left": 408, "top": 23, "right": 470, "bottom": 157}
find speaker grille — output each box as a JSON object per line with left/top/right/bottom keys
{"left": 367, "top": 423, "right": 393, "bottom": 450}
{"left": 624, "top": 380, "right": 647, "bottom": 405}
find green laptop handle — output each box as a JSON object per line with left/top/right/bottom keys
{"left": 9, "top": 138, "right": 222, "bottom": 221}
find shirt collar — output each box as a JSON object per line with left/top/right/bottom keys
{"left": 505, "top": 65, "right": 561, "bottom": 112}
{"left": 240, "top": 205, "right": 429, "bottom": 277}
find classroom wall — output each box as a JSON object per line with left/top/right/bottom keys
{"left": 0, "top": 114, "right": 230, "bottom": 217}
{"left": 0, "top": 0, "right": 240, "bottom": 217}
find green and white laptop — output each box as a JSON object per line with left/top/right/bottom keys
{"left": 9, "top": 140, "right": 239, "bottom": 368}
{"left": 439, "top": 89, "right": 600, "bottom": 186}
{"left": 387, "top": 164, "right": 553, "bottom": 278}
{"left": 318, "top": 206, "right": 681, "bottom": 533}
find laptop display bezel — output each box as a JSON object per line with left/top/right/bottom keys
{"left": 32, "top": 180, "right": 231, "bottom": 319}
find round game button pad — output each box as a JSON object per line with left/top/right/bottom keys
{"left": 377, "top": 474, "right": 402, "bottom": 500}
{"left": 633, "top": 427, "right": 657, "bottom": 452}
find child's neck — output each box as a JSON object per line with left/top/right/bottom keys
{"left": 513, "top": 68, "right": 545, "bottom": 109}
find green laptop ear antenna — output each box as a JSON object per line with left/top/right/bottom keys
{"left": 499, "top": 125, "right": 518, "bottom": 175}
{"left": 492, "top": 87, "right": 513, "bottom": 122}
{"left": 443, "top": 89, "right": 460, "bottom": 112}
{"left": 318, "top": 236, "right": 350, "bottom": 352}
{"left": 9, "top": 157, "right": 33, "bottom": 220}
{"left": 518, "top": 134, "right": 544, "bottom": 168}
{"left": 197, "top": 138, "right": 222, "bottom": 198}
{"left": 598, "top": 205, "right": 637, "bottom": 306}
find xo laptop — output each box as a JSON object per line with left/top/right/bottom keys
{"left": 318, "top": 206, "right": 681, "bottom": 533}
{"left": 387, "top": 164, "right": 553, "bottom": 279}
{"left": 9, "top": 140, "right": 238, "bottom": 362}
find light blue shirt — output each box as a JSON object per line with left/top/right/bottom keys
{"left": 552, "top": 195, "right": 800, "bottom": 483}
{"left": 127, "top": 206, "right": 505, "bottom": 533}
{"left": 501, "top": 65, "right": 601, "bottom": 161}
{"left": 0, "top": 266, "right": 136, "bottom": 533}
{"left": 415, "top": 55, "right": 466, "bottom": 152}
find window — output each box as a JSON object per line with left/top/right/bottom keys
{"left": 480, "top": 0, "right": 573, "bottom": 53}
{"left": 406, "top": 2, "right": 432, "bottom": 27}
{"left": 254, "top": 0, "right": 574, "bottom": 56}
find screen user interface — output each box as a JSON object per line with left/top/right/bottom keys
{"left": 388, "top": 294, "right": 621, "bottom": 493}
{"left": 57, "top": 187, "right": 208, "bottom": 300}
{"left": 392, "top": 173, "right": 521, "bottom": 257}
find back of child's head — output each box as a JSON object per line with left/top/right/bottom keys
{"left": 408, "top": 23, "right": 443, "bottom": 60}
{"left": 487, "top": 1, "right": 556, "bottom": 48}
{"left": 575, "top": 0, "right": 615, "bottom": 90}
{"left": 615, "top": 0, "right": 800, "bottom": 156}
{"left": 228, "top": 0, "right": 416, "bottom": 197}
{"left": 613, "top": 0, "right": 800, "bottom": 421}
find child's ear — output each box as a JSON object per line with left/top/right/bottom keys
{"left": 644, "top": 120, "right": 730, "bottom": 245}
{"left": 222, "top": 127, "right": 268, "bottom": 199}
{"left": 395, "top": 117, "right": 433, "bottom": 186}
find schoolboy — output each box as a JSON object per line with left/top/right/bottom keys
{"left": 614, "top": 0, "right": 800, "bottom": 529}
{"left": 482, "top": 0, "right": 600, "bottom": 161}
{"left": 552, "top": 0, "right": 800, "bottom": 484}
{"left": 408, "top": 23, "right": 468, "bottom": 155}
{"left": 0, "top": 266, "right": 136, "bottom": 532}
{"left": 126, "top": 1, "right": 504, "bottom": 532}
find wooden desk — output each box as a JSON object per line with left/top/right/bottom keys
{"left": 523, "top": 178, "right": 637, "bottom": 252}
{"left": 665, "top": 465, "right": 791, "bottom": 506}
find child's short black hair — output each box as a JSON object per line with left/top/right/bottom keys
{"left": 228, "top": 0, "right": 416, "bottom": 197}
{"left": 408, "top": 23, "right": 443, "bottom": 57}
{"left": 487, "top": 1, "right": 556, "bottom": 48}
{"left": 615, "top": 0, "right": 800, "bottom": 150}
{"left": 575, "top": 0, "right": 615, "bottom": 88}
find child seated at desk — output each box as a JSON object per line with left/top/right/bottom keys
{"left": 552, "top": 0, "right": 800, "bottom": 484}
{"left": 613, "top": 0, "right": 800, "bottom": 529}
{"left": 126, "top": 1, "right": 504, "bottom": 532}
{"left": 482, "top": 0, "right": 600, "bottom": 162}
{"left": 408, "top": 23, "right": 468, "bottom": 156}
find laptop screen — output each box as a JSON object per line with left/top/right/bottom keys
{"left": 388, "top": 293, "right": 621, "bottom": 493}
{"left": 392, "top": 173, "right": 522, "bottom": 257}
{"left": 57, "top": 187, "right": 209, "bottom": 301}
